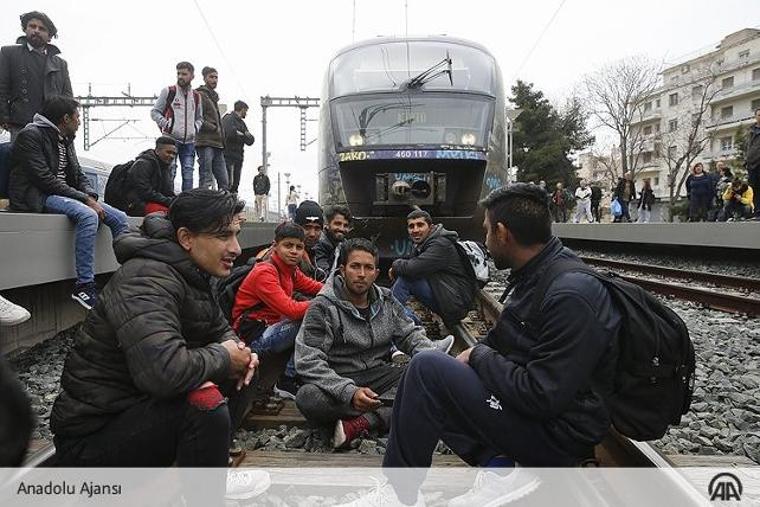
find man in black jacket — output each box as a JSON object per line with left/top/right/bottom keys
{"left": 381, "top": 184, "right": 621, "bottom": 505}
{"left": 389, "top": 209, "right": 476, "bottom": 327}
{"left": 0, "top": 11, "right": 72, "bottom": 141}
{"left": 123, "top": 136, "right": 177, "bottom": 216}
{"left": 9, "top": 96, "right": 129, "bottom": 310}
{"left": 222, "top": 100, "right": 254, "bottom": 194}
{"left": 252, "top": 165, "right": 270, "bottom": 221}
{"left": 313, "top": 204, "right": 351, "bottom": 275}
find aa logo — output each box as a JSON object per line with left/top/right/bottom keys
{"left": 708, "top": 472, "right": 743, "bottom": 502}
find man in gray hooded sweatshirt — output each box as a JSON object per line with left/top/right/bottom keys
{"left": 295, "top": 238, "right": 452, "bottom": 449}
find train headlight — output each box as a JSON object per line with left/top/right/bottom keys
{"left": 461, "top": 133, "right": 477, "bottom": 145}
{"left": 348, "top": 134, "right": 364, "bottom": 146}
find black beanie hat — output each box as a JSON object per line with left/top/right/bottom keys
{"left": 294, "top": 200, "right": 324, "bottom": 226}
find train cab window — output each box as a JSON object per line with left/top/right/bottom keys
{"left": 330, "top": 41, "right": 497, "bottom": 96}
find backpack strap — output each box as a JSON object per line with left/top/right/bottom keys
{"left": 528, "top": 259, "right": 600, "bottom": 330}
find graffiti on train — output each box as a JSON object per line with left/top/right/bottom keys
{"left": 390, "top": 238, "right": 415, "bottom": 257}
{"left": 485, "top": 175, "right": 504, "bottom": 191}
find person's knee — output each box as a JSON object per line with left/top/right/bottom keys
{"left": 76, "top": 206, "right": 99, "bottom": 228}
{"left": 408, "top": 350, "right": 450, "bottom": 385}
{"left": 295, "top": 384, "right": 330, "bottom": 422}
{"left": 185, "top": 385, "right": 231, "bottom": 434}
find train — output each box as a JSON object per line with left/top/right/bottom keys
{"left": 317, "top": 36, "right": 509, "bottom": 258}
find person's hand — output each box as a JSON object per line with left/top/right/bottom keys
{"left": 222, "top": 339, "right": 253, "bottom": 379}
{"left": 85, "top": 197, "right": 106, "bottom": 220}
{"left": 351, "top": 386, "right": 382, "bottom": 412}
{"left": 456, "top": 347, "right": 473, "bottom": 365}
{"left": 236, "top": 348, "right": 259, "bottom": 391}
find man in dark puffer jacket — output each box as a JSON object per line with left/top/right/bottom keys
{"left": 51, "top": 190, "right": 258, "bottom": 467}
{"left": 123, "top": 136, "right": 177, "bottom": 216}
{"left": 390, "top": 209, "right": 477, "bottom": 326}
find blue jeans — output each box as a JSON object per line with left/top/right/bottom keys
{"left": 169, "top": 141, "right": 196, "bottom": 192}
{"left": 197, "top": 146, "right": 229, "bottom": 190}
{"left": 391, "top": 276, "right": 439, "bottom": 322}
{"left": 251, "top": 319, "right": 301, "bottom": 378}
{"left": 43, "top": 195, "right": 129, "bottom": 285}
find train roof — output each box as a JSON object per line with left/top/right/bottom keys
{"left": 329, "top": 35, "right": 496, "bottom": 61}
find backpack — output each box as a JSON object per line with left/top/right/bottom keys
{"left": 215, "top": 258, "right": 258, "bottom": 324}
{"left": 530, "top": 260, "right": 695, "bottom": 441}
{"left": 162, "top": 85, "right": 201, "bottom": 131}
{"left": 104, "top": 161, "right": 135, "bottom": 212}
{"left": 452, "top": 239, "right": 490, "bottom": 288}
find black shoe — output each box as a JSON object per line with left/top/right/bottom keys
{"left": 71, "top": 282, "right": 97, "bottom": 311}
{"left": 273, "top": 376, "right": 301, "bottom": 400}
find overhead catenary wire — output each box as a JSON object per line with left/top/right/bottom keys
{"left": 513, "top": 0, "right": 568, "bottom": 78}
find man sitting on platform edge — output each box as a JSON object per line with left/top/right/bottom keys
{"left": 295, "top": 238, "right": 453, "bottom": 450}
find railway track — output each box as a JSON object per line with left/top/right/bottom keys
{"left": 579, "top": 256, "right": 760, "bottom": 317}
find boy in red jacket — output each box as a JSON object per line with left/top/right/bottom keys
{"left": 231, "top": 222, "right": 323, "bottom": 398}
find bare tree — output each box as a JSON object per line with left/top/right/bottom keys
{"left": 586, "top": 144, "right": 622, "bottom": 188}
{"left": 660, "top": 64, "right": 720, "bottom": 219}
{"left": 584, "top": 56, "right": 662, "bottom": 179}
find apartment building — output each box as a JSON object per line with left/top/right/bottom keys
{"left": 627, "top": 28, "right": 760, "bottom": 196}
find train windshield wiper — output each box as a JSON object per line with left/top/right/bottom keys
{"left": 402, "top": 52, "right": 453, "bottom": 90}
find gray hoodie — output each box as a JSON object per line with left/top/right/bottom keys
{"left": 295, "top": 274, "right": 435, "bottom": 404}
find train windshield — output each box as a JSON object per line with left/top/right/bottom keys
{"left": 330, "top": 41, "right": 496, "bottom": 96}
{"left": 332, "top": 93, "right": 493, "bottom": 149}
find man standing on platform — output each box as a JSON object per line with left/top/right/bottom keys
{"left": 222, "top": 100, "right": 254, "bottom": 194}
{"left": 746, "top": 108, "right": 760, "bottom": 218}
{"left": 196, "top": 66, "right": 228, "bottom": 190}
{"left": 253, "top": 165, "right": 270, "bottom": 221}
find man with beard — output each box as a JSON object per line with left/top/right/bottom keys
{"left": 122, "top": 136, "right": 177, "bottom": 216}
{"left": 389, "top": 209, "right": 477, "bottom": 328}
{"left": 51, "top": 190, "right": 269, "bottom": 501}
{"left": 294, "top": 200, "right": 327, "bottom": 281}
{"left": 295, "top": 238, "right": 451, "bottom": 450}
{"left": 151, "top": 61, "right": 202, "bottom": 192}
{"left": 0, "top": 11, "right": 73, "bottom": 142}
{"left": 314, "top": 204, "right": 351, "bottom": 276}
{"left": 373, "top": 184, "right": 621, "bottom": 507}
{"left": 196, "top": 66, "right": 228, "bottom": 190}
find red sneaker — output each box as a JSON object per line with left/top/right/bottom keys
{"left": 333, "top": 415, "right": 371, "bottom": 449}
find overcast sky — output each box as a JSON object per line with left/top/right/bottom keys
{"left": 2, "top": 0, "right": 757, "bottom": 207}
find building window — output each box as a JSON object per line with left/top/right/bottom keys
{"left": 692, "top": 85, "right": 703, "bottom": 98}
{"left": 654, "top": 176, "right": 660, "bottom": 186}
{"left": 643, "top": 101, "right": 652, "bottom": 112}
{"left": 720, "top": 106, "right": 733, "bottom": 119}
{"left": 669, "top": 93, "right": 678, "bottom": 106}
{"left": 668, "top": 146, "right": 677, "bottom": 158}
{"left": 643, "top": 125, "right": 652, "bottom": 136}
{"left": 654, "top": 143, "right": 662, "bottom": 157}
{"left": 668, "top": 119, "right": 678, "bottom": 132}
{"left": 721, "top": 76, "right": 734, "bottom": 89}
{"left": 655, "top": 98, "right": 661, "bottom": 108}
{"left": 739, "top": 50, "right": 750, "bottom": 61}
{"left": 753, "top": 68, "right": 760, "bottom": 81}
{"left": 752, "top": 98, "right": 760, "bottom": 112}
{"left": 654, "top": 123, "right": 661, "bottom": 133}
{"left": 720, "top": 137, "right": 733, "bottom": 151}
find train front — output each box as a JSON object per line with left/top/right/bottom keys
{"left": 318, "top": 37, "right": 506, "bottom": 257}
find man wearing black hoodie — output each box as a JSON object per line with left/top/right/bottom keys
{"left": 123, "top": 136, "right": 177, "bottom": 216}
{"left": 196, "top": 66, "right": 228, "bottom": 190}
{"left": 389, "top": 209, "right": 477, "bottom": 327}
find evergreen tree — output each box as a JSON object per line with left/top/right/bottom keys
{"left": 510, "top": 81, "right": 593, "bottom": 185}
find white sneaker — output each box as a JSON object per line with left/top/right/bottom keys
{"left": 435, "top": 335, "right": 455, "bottom": 355}
{"left": 225, "top": 469, "right": 271, "bottom": 500}
{"left": 334, "top": 481, "right": 425, "bottom": 507}
{"left": 0, "top": 295, "right": 31, "bottom": 327}
{"left": 448, "top": 468, "right": 540, "bottom": 507}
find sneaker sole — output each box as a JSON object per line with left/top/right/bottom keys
{"left": 480, "top": 476, "right": 541, "bottom": 507}
{"left": 0, "top": 311, "right": 31, "bottom": 327}
{"left": 272, "top": 385, "right": 296, "bottom": 401}
{"left": 333, "top": 419, "right": 347, "bottom": 449}
{"left": 71, "top": 294, "right": 93, "bottom": 311}
{"left": 225, "top": 473, "right": 272, "bottom": 500}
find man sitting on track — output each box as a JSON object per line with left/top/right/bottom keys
{"left": 295, "top": 238, "right": 453, "bottom": 450}
{"left": 370, "top": 184, "right": 622, "bottom": 506}
{"left": 121, "top": 135, "right": 177, "bottom": 216}
{"left": 50, "top": 190, "right": 269, "bottom": 500}
{"left": 389, "top": 209, "right": 477, "bottom": 328}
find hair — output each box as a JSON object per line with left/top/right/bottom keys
{"left": 168, "top": 189, "right": 244, "bottom": 235}
{"left": 479, "top": 183, "right": 552, "bottom": 246}
{"left": 406, "top": 209, "right": 432, "bottom": 225}
{"left": 234, "top": 100, "right": 249, "bottom": 112}
{"left": 41, "top": 96, "right": 79, "bottom": 125}
{"left": 20, "top": 11, "right": 57, "bottom": 38}
{"left": 257, "top": 165, "right": 265, "bottom": 172}
{"left": 339, "top": 238, "right": 379, "bottom": 266}
{"left": 290, "top": 185, "right": 296, "bottom": 192}
{"left": 176, "top": 61, "right": 194, "bottom": 73}
{"left": 155, "top": 136, "right": 176, "bottom": 148}
{"left": 325, "top": 204, "right": 352, "bottom": 224}
{"left": 202, "top": 66, "right": 217, "bottom": 78}
{"left": 274, "top": 222, "right": 305, "bottom": 242}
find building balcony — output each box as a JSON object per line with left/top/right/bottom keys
{"left": 710, "top": 79, "right": 760, "bottom": 104}
{"left": 706, "top": 113, "right": 755, "bottom": 131}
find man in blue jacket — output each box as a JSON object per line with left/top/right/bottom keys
{"left": 379, "top": 184, "right": 621, "bottom": 506}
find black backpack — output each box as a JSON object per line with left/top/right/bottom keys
{"left": 104, "top": 161, "right": 135, "bottom": 212}
{"left": 529, "top": 260, "right": 695, "bottom": 441}
{"left": 215, "top": 258, "right": 258, "bottom": 324}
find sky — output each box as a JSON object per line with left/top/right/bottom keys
{"left": 2, "top": 0, "right": 757, "bottom": 208}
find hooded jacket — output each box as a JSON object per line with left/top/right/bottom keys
{"left": 8, "top": 113, "right": 96, "bottom": 212}
{"left": 391, "top": 224, "right": 477, "bottom": 324}
{"left": 222, "top": 112, "right": 254, "bottom": 162}
{"left": 295, "top": 274, "right": 435, "bottom": 404}
{"left": 723, "top": 183, "right": 754, "bottom": 210}
{"left": 51, "top": 215, "right": 237, "bottom": 438}
{"left": 468, "top": 237, "right": 620, "bottom": 458}
{"left": 195, "top": 85, "right": 224, "bottom": 149}
{"left": 0, "top": 36, "right": 73, "bottom": 127}
{"left": 150, "top": 85, "right": 202, "bottom": 144}
{"left": 313, "top": 230, "right": 340, "bottom": 275}
{"left": 124, "top": 149, "right": 175, "bottom": 216}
